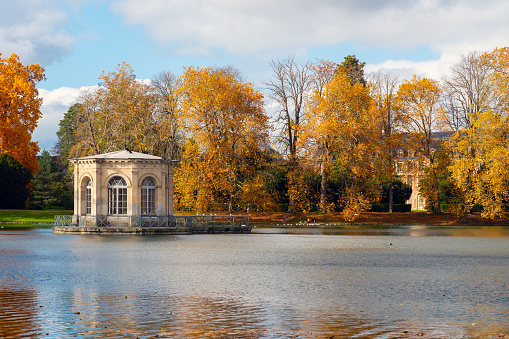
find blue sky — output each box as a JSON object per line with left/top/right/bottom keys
{"left": 2, "top": 0, "right": 509, "bottom": 151}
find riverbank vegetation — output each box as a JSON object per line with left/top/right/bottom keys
{"left": 248, "top": 211, "right": 509, "bottom": 227}
{"left": 4, "top": 48, "right": 509, "bottom": 222}
{"left": 2, "top": 209, "right": 509, "bottom": 228}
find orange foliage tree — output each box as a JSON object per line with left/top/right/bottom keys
{"left": 484, "top": 47, "right": 509, "bottom": 114}
{"left": 71, "top": 62, "right": 161, "bottom": 158}
{"left": 302, "top": 70, "right": 380, "bottom": 219}
{"left": 397, "top": 75, "right": 444, "bottom": 213}
{"left": 0, "top": 53, "right": 45, "bottom": 174}
{"left": 172, "top": 66, "right": 270, "bottom": 212}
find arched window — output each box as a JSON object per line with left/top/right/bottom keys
{"left": 108, "top": 176, "right": 127, "bottom": 215}
{"left": 86, "top": 178, "right": 92, "bottom": 215}
{"left": 141, "top": 177, "right": 156, "bottom": 215}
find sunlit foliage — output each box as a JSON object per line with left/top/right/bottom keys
{"left": 0, "top": 53, "right": 45, "bottom": 174}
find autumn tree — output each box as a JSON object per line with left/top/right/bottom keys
{"left": 311, "top": 59, "right": 338, "bottom": 96}
{"left": 441, "top": 51, "right": 494, "bottom": 131}
{"left": 70, "top": 63, "right": 179, "bottom": 159}
{"left": 484, "top": 47, "right": 509, "bottom": 115}
{"left": 309, "top": 59, "right": 344, "bottom": 212}
{"left": 369, "top": 71, "right": 403, "bottom": 213}
{"left": 0, "top": 53, "right": 45, "bottom": 174}
{"left": 302, "top": 69, "right": 379, "bottom": 220}
{"left": 151, "top": 71, "right": 182, "bottom": 160}
{"left": 397, "top": 75, "right": 444, "bottom": 213}
{"left": 172, "top": 66, "right": 270, "bottom": 212}
{"left": 265, "top": 56, "right": 313, "bottom": 212}
{"left": 448, "top": 110, "right": 509, "bottom": 218}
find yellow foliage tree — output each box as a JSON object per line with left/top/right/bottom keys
{"left": 71, "top": 62, "right": 178, "bottom": 159}
{"left": 0, "top": 53, "right": 45, "bottom": 174}
{"left": 484, "top": 47, "right": 509, "bottom": 114}
{"left": 448, "top": 111, "right": 509, "bottom": 218}
{"left": 369, "top": 71, "right": 403, "bottom": 213}
{"left": 302, "top": 70, "right": 379, "bottom": 220}
{"left": 397, "top": 75, "right": 444, "bottom": 213}
{"left": 173, "top": 66, "right": 270, "bottom": 212}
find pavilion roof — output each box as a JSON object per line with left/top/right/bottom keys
{"left": 77, "top": 150, "right": 165, "bottom": 161}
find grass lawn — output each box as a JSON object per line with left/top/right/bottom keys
{"left": 0, "top": 209, "right": 73, "bottom": 226}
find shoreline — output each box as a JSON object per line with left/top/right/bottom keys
{"left": 247, "top": 211, "right": 509, "bottom": 227}
{"left": 2, "top": 211, "right": 509, "bottom": 229}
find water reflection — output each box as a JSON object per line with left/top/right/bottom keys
{"left": 0, "top": 228, "right": 508, "bottom": 338}
{"left": 0, "top": 284, "right": 42, "bottom": 338}
{"left": 253, "top": 225, "right": 509, "bottom": 237}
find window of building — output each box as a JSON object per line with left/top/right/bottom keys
{"left": 86, "top": 178, "right": 92, "bottom": 215}
{"left": 141, "top": 177, "right": 156, "bottom": 215}
{"left": 108, "top": 176, "right": 127, "bottom": 215}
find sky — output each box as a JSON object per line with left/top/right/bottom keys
{"left": 2, "top": 0, "right": 509, "bottom": 152}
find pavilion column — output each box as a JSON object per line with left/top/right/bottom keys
{"left": 131, "top": 168, "right": 139, "bottom": 216}
{"left": 73, "top": 161, "right": 80, "bottom": 215}
{"left": 167, "top": 165, "right": 174, "bottom": 215}
{"left": 92, "top": 162, "right": 102, "bottom": 216}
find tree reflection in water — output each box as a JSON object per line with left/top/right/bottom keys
{"left": 0, "top": 284, "right": 42, "bottom": 338}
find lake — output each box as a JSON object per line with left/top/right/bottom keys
{"left": 1, "top": 226, "right": 508, "bottom": 338}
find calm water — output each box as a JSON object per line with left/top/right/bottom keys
{"left": 1, "top": 226, "right": 509, "bottom": 338}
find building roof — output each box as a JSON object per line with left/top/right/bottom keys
{"left": 77, "top": 150, "right": 166, "bottom": 161}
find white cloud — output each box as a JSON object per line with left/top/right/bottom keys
{"left": 111, "top": 0, "right": 509, "bottom": 79}
{"left": 365, "top": 53, "right": 455, "bottom": 81}
{"left": 111, "top": 0, "right": 509, "bottom": 52}
{"left": 34, "top": 86, "right": 96, "bottom": 151}
{"left": 0, "top": 0, "right": 73, "bottom": 65}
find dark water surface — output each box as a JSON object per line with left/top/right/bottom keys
{"left": 1, "top": 227, "right": 508, "bottom": 338}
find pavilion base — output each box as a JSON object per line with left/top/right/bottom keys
{"left": 53, "top": 226, "right": 251, "bottom": 235}
{"left": 53, "top": 215, "right": 251, "bottom": 235}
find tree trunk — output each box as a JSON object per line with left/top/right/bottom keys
{"left": 320, "top": 161, "right": 328, "bottom": 213}
{"left": 287, "top": 158, "right": 296, "bottom": 213}
{"left": 388, "top": 182, "right": 393, "bottom": 213}
{"left": 433, "top": 183, "right": 441, "bottom": 214}
{"left": 431, "top": 168, "right": 441, "bottom": 214}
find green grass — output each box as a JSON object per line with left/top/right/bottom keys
{"left": 0, "top": 209, "right": 73, "bottom": 224}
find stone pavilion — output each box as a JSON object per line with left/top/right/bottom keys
{"left": 54, "top": 149, "right": 250, "bottom": 234}
{"left": 72, "top": 149, "right": 178, "bottom": 220}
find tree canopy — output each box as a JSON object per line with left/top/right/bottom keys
{"left": 0, "top": 53, "right": 45, "bottom": 174}
{"left": 49, "top": 46, "right": 509, "bottom": 219}
{"left": 28, "top": 150, "right": 63, "bottom": 209}
{"left": 172, "top": 66, "right": 270, "bottom": 212}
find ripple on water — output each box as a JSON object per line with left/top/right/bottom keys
{"left": 0, "top": 229, "right": 509, "bottom": 338}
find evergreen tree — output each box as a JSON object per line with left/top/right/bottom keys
{"left": 338, "top": 55, "right": 366, "bottom": 86}
{"left": 0, "top": 153, "right": 32, "bottom": 209}
{"left": 55, "top": 103, "right": 79, "bottom": 164}
{"left": 29, "top": 150, "right": 61, "bottom": 209}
